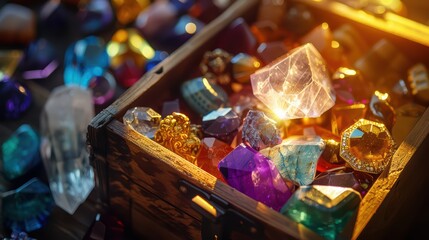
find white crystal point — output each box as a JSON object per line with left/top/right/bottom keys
{"left": 250, "top": 43, "right": 336, "bottom": 119}
{"left": 40, "top": 85, "right": 95, "bottom": 214}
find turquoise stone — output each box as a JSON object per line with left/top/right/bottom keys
{"left": 2, "top": 178, "right": 54, "bottom": 232}
{"left": 1, "top": 124, "right": 40, "bottom": 180}
{"left": 261, "top": 136, "right": 325, "bottom": 185}
{"left": 281, "top": 185, "right": 361, "bottom": 240}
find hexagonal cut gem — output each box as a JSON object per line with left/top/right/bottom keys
{"left": 123, "top": 107, "right": 161, "bottom": 139}
{"left": 251, "top": 43, "right": 335, "bottom": 119}
{"left": 340, "top": 119, "right": 396, "bottom": 174}
{"left": 260, "top": 136, "right": 325, "bottom": 185}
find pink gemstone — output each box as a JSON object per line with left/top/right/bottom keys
{"left": 113, "top": 61, "right": 144, "bottom": 88}
{"left": 216, "top": 18, "right": 257, "bottom": 55}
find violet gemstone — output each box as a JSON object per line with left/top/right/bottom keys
{"left": 20, "top": 38, "right": 59, "bottom": 80}
{"left": 218, "top": 143, "right": 292, "bottom": 211}
{"left": 0, "top": 78, "right": 32, "bottom": 120}
{"left": 202, "top": 107, "right": 240, "bottom": 144}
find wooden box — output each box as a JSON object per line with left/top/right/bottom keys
{"left": 88, "top": 0, "right": 429, "bottom": 239}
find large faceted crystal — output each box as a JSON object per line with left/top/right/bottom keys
{"left": 40, "top": 86, "right": 95, "bottom": 214}
{"left": 251, "top": 43, "right": 335, "bottom": 119}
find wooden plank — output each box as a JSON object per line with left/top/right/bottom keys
{"left": 106, "top": 119, "right": 321, "bottom": 239}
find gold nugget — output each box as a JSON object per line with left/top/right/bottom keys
{"left": 155, "top": 112, "right": 201, "bottom": 163}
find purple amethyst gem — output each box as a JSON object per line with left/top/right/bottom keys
{"left": 202, "top": 107, "right": 240, "bottom": 144}
{"left": 0, "top": 78, "right": 32, "bottom": 120}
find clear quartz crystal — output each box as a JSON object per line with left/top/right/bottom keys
{"left": 40, "top": 85, "right": 94, "bottom": 214}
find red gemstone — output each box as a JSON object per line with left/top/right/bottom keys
{"left": 197, "top": 137, "right": 233, "bottom": 182}
{"left": 113, "top": 60, "right": 144, "bottom": 88}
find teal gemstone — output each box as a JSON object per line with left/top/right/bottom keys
{"left": 1, "top": 124, "right": 40, "bottom": 180}
{"left": 2, "top": 178, "right": 54, "bottom": 232}
{"left": 281, "top": 185, "right": 361, "bottom": 240}
{"left": 260, "top": 136, "right": 325, "bottom": 185}
{"left": 181, "top": 77, "right": 229, "bottom": 116}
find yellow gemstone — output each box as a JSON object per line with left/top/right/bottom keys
{"left": 111, "top": 0, "right": 150, "bottom": 25}
{"left": 340, "top": 119, "right": 395, "bottom": 174}
{"left": 0, "top": 50, "right": 22, "bottom": 79}
{"left": 107, "top": 28, "right": 154, "bottom": 70}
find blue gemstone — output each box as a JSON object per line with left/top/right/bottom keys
{"left": 1, "top": 124, "right": 40, "bottom": 180}
{"left": 0, "top": 78, "right": 32, "bottom": 120}
{"left": 20, "top": 38, "right": 59, "bottom": 80}
{"left": 2, "top": 178, "right": 54, "bottom": 232}
{"left": 64, "top": 36, "right": 109, "bottom": 87}
{"left": 169, "top": 0, "right": 194, "bottom": 14}
{"left": 145, "top": 51, "right": 169, "bottom": 72}
{"left": 78, "top": 0, "right": 114, "bottom": 34}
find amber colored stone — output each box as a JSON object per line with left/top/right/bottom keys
{"left": 300, "top": 23, "right": 349, "bottom": 71}
{"left": 407, "top": 63, "right": 429, "bottom": 104}
{"left": 111, "top": 0, "right": 150, "bottom": 25}
{"left": 256, "top": 41, "right": 289, "bottom": 65}
{"left": 283, "top": 3, "right": 315, "bottom": 36}
{"left": 216, "top": 18, "right": 257, "bottom": 55}
{"left": 366, "top": 91, "right": 396, "bottom": 131}
{"left": 392, "top": 103, "right": 426, "bottom": 144}
{"left": 340, "top": 119, "right": 396, "bottom": 174}
{"left": 231, "top": 53, "right": 261, "bottom": 84}
{"left": 331, "top": 104, "right": 367, "bottom": 135}
{"left": 332, "top": 67, "right": 373, "bottom": 105}
{"left": 0, "top": 50, "right": 22, "bottom": 78}
{"left": 197, "top": 137, "right": 232, "bottom": 182}
{"left": 332, "top": 24, "right": 369, "bottom": 64}
{"left": 0, "top": 4, "right": 36, "bottom": 45}
{"left": 257, "top": 0, "right": 287, "bottom": 27}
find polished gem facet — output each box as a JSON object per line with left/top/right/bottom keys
{"left": 251, "top": 43, "right": 335, "bottom": 119}
{"left": 154, "top": 112, "right": 201, "bottom": 163}
{"left": 242, "top": 110, "right": 282, "bottom": 150}
{"left": 331, "top": 103, "right": 367, "bottom": 135}
{"left": 218, "top": 143, "right": 292, "bottom": 211}
{"left": 20, "top": 39, "right": 58, "bottom": 80}
{"left": 181, "top": 77, "right": 229, "bottom": 116}
{"left": 340, "top": 119, "right": 396, "bottom": 174}
{"left": 231, "top": 53, "right": 261, "bottom": 84}
{"left": 280, "top": 185, "right": 361, "bottom": 240}
{"left": 202, "top": 107, "right": 240, "bottom": 144}
{"left": 40, "top": 86, "right": 95, "bottom": 214}
{"left": 197, "top": 137, "right": 232, "bottom": 182}
{"left": 313, "top": 169, "right": 374, "bottom": 196}
{"left": 260, "top": 136, "right": 325, "bottom": 185}
{"left": 331, "top": 67, "right": 372, "bottom": 105}
{"left": 123, "top": 107, "right": 161, "bottom": 139}
{"left": 1, "top": 124, "right": 40, "bottom": 180}
{"left": 0, "top": 78, "right": 32, "bottom": 120}
{"left": 2, "top": 178, "right": 54, "bottom": 232}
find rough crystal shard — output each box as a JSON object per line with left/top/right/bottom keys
{"left": 340, "top": 119, "right": 396, "bottom": 174}
{"left": 1, "top": 124, "right": 40, "bottom": 180}
{"left": 40, "top": 86, "right": 95, "bottom": 214}
{"left": 123, "top": 107, "right": 161, "bottom": 139}
{"left": 260, "top": 136, "right": 325, "bottom": 185}
{"left": 2, "top": 178, "right": 54, "bottom": 232}
{"left": 218, "top": 143, "right": 292, "bottom": 211}
{"left": 280, "top": 185, "right": 361, "bottom": 240}
{"left": 251, "top": 43, "right": 335, "bottom": 119}
{"left": 242, "top": 110, "right": 281, "bottom": 150}
{"left": 202, "top": 107, "right": 240, "bottom": 144}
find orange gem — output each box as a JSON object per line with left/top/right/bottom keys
{"left": 111, "top": 0, "right": 150, "bottom": 25}
{"left": 197, "top": 138, "right": 232, "bottom": 182}
{"left": 331, "top": 104, "right": 367, "bottom": 135}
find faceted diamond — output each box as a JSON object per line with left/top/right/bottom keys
{"left": 0, "top": 78, "right": 32, "bottom": 120}
{"left": 88, "top": 71, "right": 117, "bottom": 106}
{"left": 2, "top": 178, "right": 54, "bottom": 232}
{"left": 197, "top": 137, "right": 232, "bottom": 182}
{"left": 218, "top": 143, "right": 292, "bottom": 211}
{"left": 64, "top": 36, "right": 109, "bottom": 88}
{"left": 135, "top": 1, "right": 178, "bottom": 39}
{"left": 280, "top": 185, "right": 361, "bottom": 240}
{"left": 216, "top": 18, "right": 257, "bottom": 55}
{"left": 242, "top": 110, "right": 282, "bottom": 150}
{"left": 145, "top": 51, "right": 169, "bottom": 72}
{"left": 332, "top": 67, "right": 372, "bottom": 105}
{"left": 202, "top": 107, "right": 240, "bottom": 144}
{"left": 1, "top": 124, "right": 40, "bottom": 180}
{"left": 256, "top": 0, "right": 287, "bottom": 26}
{"left": 123, "top": 107, "right": 161, "bottom": 139}
{"left": 40, "top": 86, "right": 95, "bottom": 214}
{"left": 340, "top": 119, "right": 396, "bottom": 174}
{"left": 407, "top": 63, "right": 429, "bottom": 104}
{"left": 256, "top": 41, "right": 289, "bottom": 65}
{"left": 251, "top": 43, "right": 336, "bottom": 119}
{"left": 392, "top": 103, "right": 426, "bottom": 144}
{"left": 107, "top": 28, "right": 154, "bottom": 87}
{"left": 0, "top": 50, "right": 22, "bottom": 79}
{"left": 20, "top": 39, "right": 59, "bottom": 80}
{"left": 367, "top": 91, "right": 396, "bottom": 130}
{"left": 231, "top": 53, "right": 261, "bottom": 84}
{"left": 78, "top": 0, "right": 114, "bottom": 34}
{"left": 162, "top": 99, "right": 180, "bottom": 118}
{"left": 331, "top": 103, "right": 367, "bottom": 135}
{"left": 313, "top": 169, "right": 374, "bottom": 197}
{"left": 260, "top": 136, "right": 325, "bottom": 185}
{"left": 181, "top": 77, "right": 229, "bottom": 116}
{"left": 111, "top": 0, "right": 150, "bottom": 25}
{"left": 0, "top": 4, "right": 35, "bottom": 45}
